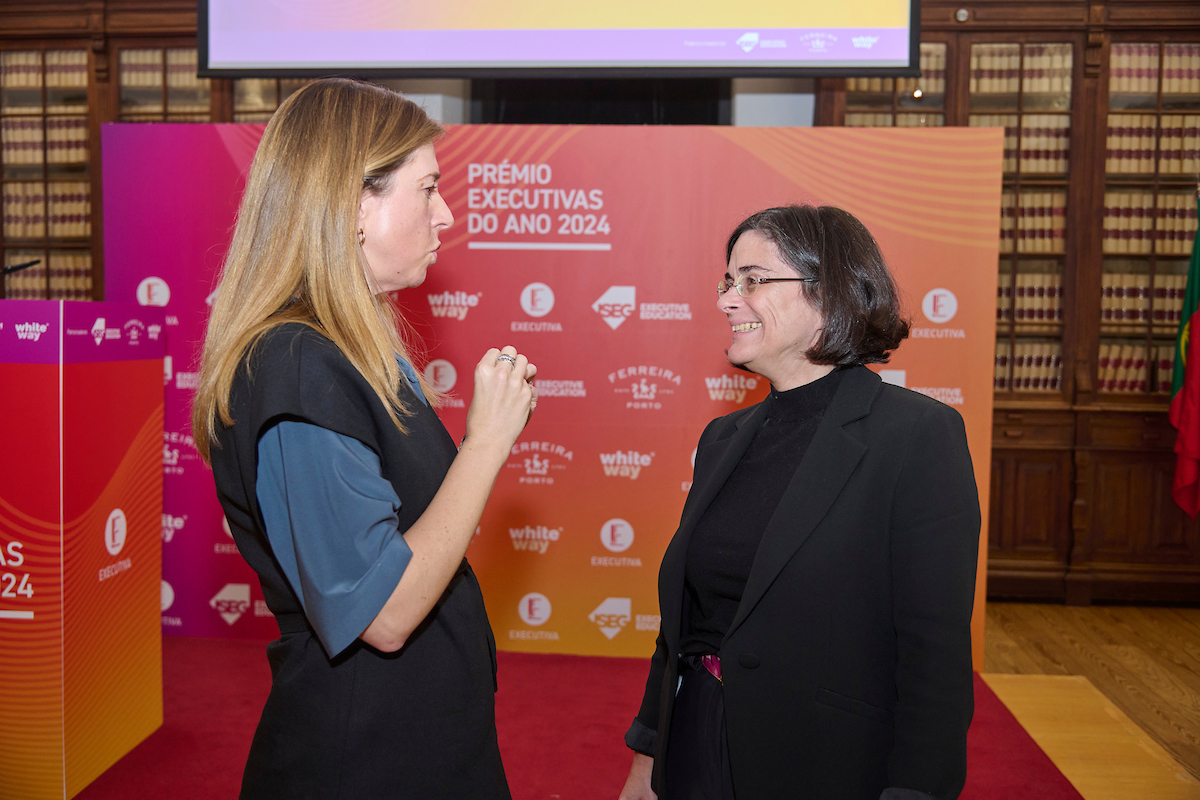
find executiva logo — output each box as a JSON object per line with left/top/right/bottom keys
{"left": 599, "top": 450, "right": 654, "bottom": 480}
{"left": 705, "top": 374, "right": 760, "bottom": 403}
{"left": 427, "top": 290, "right": 481, "bottom": 320}
{"left": 210, "top": 583, "right": 251, "bottom": 626}
{"left": 508, "top": 525, "right": 562, "bottom": 554}
{"left": 14, "top": 321, "right": 48, "bottom": 341}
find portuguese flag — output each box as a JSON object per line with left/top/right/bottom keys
{"left": 1168, "top": 194, "right": 1200, "bottom": 516}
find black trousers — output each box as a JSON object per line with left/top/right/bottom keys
{"left": 662, "top": 658, "right": 737, "bottom": 800}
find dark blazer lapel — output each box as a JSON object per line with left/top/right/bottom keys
{"left": 660, "top": 401, "right": 769, "bottom": 650}
{"left": 725, "top": 367, "right": 882, "bottom": 642}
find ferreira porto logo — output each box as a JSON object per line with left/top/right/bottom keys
{"left": 507, "top": 440, "right": 572, "bottom": 485}
{"left": 91, "top": 317, "right": 106, "bottom": 345}
{"left": 599, "top": 450, "right": 654, "bottom": 479}
{"left": 592, "top": 286, "right": 636, "bottom": 330}
{"left": 607, "top": 365, "right": 681, "bottom": 410}
{"left": 427, "top": 290, "right": 481, "bottom": 320}
{"left": 210, "top": 583, "right": 251, "bottom": 625}
{"left": 589, "top": 597, "right": 632, "bottom": 640}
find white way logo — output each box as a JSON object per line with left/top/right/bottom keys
{"left": 518, "top": 592, "right": 551, "bottom": 626}
{"left": 592, "top": 286, "right": 636, "bottom": 330}
{"left": 705, "top": 374, "right": 759, "bottom": 403}
{"left": 922, "top": 288, "right": 959, "bottom": 323}
{"left": 14, "top": 322, "right": 48, "bottom": 342}
{"left": 136, "top": 276, "right": 171, "bottom": 307}
{"left": 589, "top": 597, "right": 632, "bottom": 640}
{"left": 210, "top": 583, "right": 251, "bottom": 625}
{"left": 427, "top": 290, "right": 481, "bottom": 320}
{"left": 853, "top": 36, "right": 880, "bottom": 48}
{"left": 599, "top": 451, "right": 654, "bottom": 480}
{"left": 600, "top": 518, "right": 634, "bottom": 553}
{"left": 520, "top": 283, "right": 554, "bottom": 317}
{"left": 104, "top": 509, "right": 127, "bottom": 556}
{"left": 737, "top": 32, "right": 760, "bottom": 52}
{"left": 508, "top": 525, "right": 561, "bottom": 554}
{"left": 161, "top": 513, "right": 187, "bottom": 543}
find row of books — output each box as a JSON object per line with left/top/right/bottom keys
{"left": 3, "top": 250, "right": 92, "bottom": 300}
{"left": 994, "top": 342, "right": 1062, "bottom": 392}
{"left": 2, "top": 181, "right": 91, "bottom": 239}
{"left": 1098, "top": 343, "right": 1175, "bottom": 394}
{"left": 969, "top": 115, "right": 1019, "bottom": 172}
{"left": 1, "top": 51, "right": 88, "bottom": 89}
{"left": 969, "top": 43, "right": 1073, "bottom": 96}
{"left": 119, "top": 49, "right": 209, "bottom": 89}
{"left": 1016, "top": 114, "right": 1071, "bottom": 174}
{"left": 0, "top": 116, "right": 88, "bottom": 165}
{"left": 993, "top": 340, "right": 1180, "bottom": 393}
{"left": 1102, "top": 192, "right": 1200, "bottom": 255}
{"left": 1100, "top": 272, "right": 1190, "bottom": 328}
{"left": 1110, "top": 43, "right": 1200, "bottom": 96}
{"left": 844, "top": 113, "right": 945, "bottom": 128}
{"left": 846, "top": 45, "right": 947, "bottom": 96}
{"left": 1105, "top": 114, "right": 1200, "bottom": 175}
{"left": 997, "top": 273, "right": 1064, "bottom": 323}
{"left": 998, "top": 191, "right": 1067, "bottom": 255}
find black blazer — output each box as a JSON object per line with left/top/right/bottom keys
{"left": 634, "top": 366, "right": 980, "bottom": 800}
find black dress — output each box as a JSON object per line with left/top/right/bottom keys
{"left": 211, "top": 323, "right": 510, "bottom": 799}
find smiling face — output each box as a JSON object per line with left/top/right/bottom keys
{"left": 358, "top": 143, "right": 453, "bottom": 294}
{"left": 719, "top": 230, "right": 833, "bottom": 390}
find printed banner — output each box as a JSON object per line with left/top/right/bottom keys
{"left": 103, "top": 124, "right": 999, "bottom": 666}
{"left": 0, "top": 300, "right": 164, "bottom": 799}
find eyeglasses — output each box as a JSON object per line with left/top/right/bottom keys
{"left": 717, "top": 275, "right": 818, "bottom": 298}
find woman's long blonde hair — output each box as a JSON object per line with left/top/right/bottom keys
{"left": 192, "top": 78, "right": 444, "bottom": 464}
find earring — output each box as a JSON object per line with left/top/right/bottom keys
{"left": 358, "top": 228, "right": 366, "bottom": 246}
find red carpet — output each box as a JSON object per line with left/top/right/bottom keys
{"left": 77, "top": 637, "right": 1082, "bottom": 800}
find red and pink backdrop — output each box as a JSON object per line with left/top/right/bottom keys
{"left": 103, "top": 123, "right": 1000, "bottom": 667}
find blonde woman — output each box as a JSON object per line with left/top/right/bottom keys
{"left": 193, "top": 79, "right": 533, "bottom": 798}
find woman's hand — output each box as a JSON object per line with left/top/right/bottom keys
{"left": 617, "top": 753, "right": 656, "bottom": 800}
{"left": 465, "top": 345, "right": 536, "bottom": 452}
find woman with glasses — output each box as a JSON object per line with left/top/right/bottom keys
{"left": 619, "top": 205, "right": 980, "bottom": 800}
{"left": 193, "top": 79, "right": 534, "bottom": 798}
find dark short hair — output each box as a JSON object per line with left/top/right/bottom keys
{"left": 725, "top": 205, "right": 910, "bottom": 366}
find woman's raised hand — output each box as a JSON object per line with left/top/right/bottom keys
{"left": 465, "top": 345, "right": 537, "bottom": 451}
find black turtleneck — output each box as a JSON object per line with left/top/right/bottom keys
{"left": 680, "top": 367, "right": 844, "bottom": 656}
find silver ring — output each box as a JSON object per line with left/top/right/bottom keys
{"left": 496, "top": 354, "right": 517, "bottom": 367}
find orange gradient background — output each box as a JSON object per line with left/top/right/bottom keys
{"left": 0, "top": 329, "right": 163, "bottom": 799}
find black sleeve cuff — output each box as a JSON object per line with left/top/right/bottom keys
{"left": 624, "top": 718, "right": 657, "bottom": 756}
{"left": 880, "top": 789, "right": 938, "bottom": 800}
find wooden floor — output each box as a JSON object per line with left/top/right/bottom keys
{"left": 984, "top": 602, "right": 1200, "bottom": 781}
